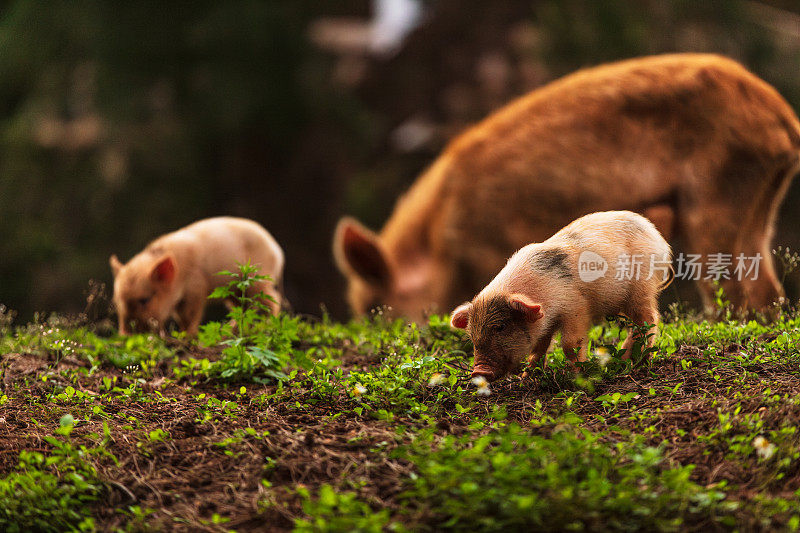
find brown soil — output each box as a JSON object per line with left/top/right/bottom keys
{"left": 2, "top": 341, "right": 799, "bottom": 531}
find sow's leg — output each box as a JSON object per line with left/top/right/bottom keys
{"left": 679, "top": 159, "right": 796, "bottom": 316}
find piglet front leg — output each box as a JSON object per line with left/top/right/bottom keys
{"left": 176, "top": 284, "right": 209, "bottom": 337}
{"left": 521, "top": 331, "right": 555, "bottom": 379}
{"left": 560, "top": 312, "right": 590, "bottom": 371}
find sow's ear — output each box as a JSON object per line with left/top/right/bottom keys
{"left": 109, "top": 255, "right": 123, "bottom": 277}
{"left": 450, "top": 302, "right": 471, "bottom": 329}
{"left": 333, "top": 217, "right": 393, "bottom": 288}
{"left": 150, "top": 256, "right": 177, "bottom": 285}
{"left": 508, "top": 293, "right": 543, "bottom": 322}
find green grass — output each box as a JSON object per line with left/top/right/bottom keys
{"left": 0, "top": 418, "right": 109, "bottom": 532}
{"left": 2, "top": 271, "right": 800, "bottom": 530}
{"left": 399, "top": 425, "right": 732, "bottom": 532}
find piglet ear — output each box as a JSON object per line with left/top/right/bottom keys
{"left": 150, "top": 256, "right": 177, "bottom": 285}
{"left": 109, "top": 255, "right": 123, "bottom": 277}
{"left": 450, "top": 302, "right": 471, "bottom": 329}
{"left": 508, "top": 293, "right": 543, "bottom": 322}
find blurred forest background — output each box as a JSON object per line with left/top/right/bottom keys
{"left": 1, "top": 0, "right": 800, "bottom": 322}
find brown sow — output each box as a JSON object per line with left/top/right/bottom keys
{"left": 334, "top": 54, "right": 800, "bottom": 322}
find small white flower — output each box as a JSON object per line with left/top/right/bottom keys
{"left": 428, "top": 373, "right": 446, "bottom": 387}
{"left": 471, "top": 376, "right": 488, "bottom": 388}
{"left": 594, "top": 347, "right": 611, "bottom": 367}
{"left": 352, "top": 384, "right": 367, "bottom": 397}
{"left": 753, "top": 436, "right": 776, "bottom": 460}
{"left": 471, "top": 375, "right": 491, "bottom": 396}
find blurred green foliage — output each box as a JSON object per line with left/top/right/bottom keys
{"left": 0, "top": 1, "right": 365, "bottom": 318}
{"left": 0, "top": 0, "right": 798, "bottom": 320}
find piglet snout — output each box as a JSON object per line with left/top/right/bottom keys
{"left": 470, "top": 364, "right": 496, "bottom": 382}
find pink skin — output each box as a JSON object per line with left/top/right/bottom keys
{"left": 111, "top": 217, "right": 284, "bottom": 336}
{"left": 449, "top": 211, "right": 670, "bottom": 381}
{"left": 112, "top": 255, "right": 180, "bottom": 336}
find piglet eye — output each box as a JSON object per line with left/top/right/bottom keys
{"left": 494, "top": 323, "right": 507, "bottom": 333}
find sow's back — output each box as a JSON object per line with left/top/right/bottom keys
{"left": 334, "top": 53, "right": 800, "bottom": 322}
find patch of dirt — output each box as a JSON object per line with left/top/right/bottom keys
{"left": 0, "top": 349, "right": 414, "bottom": 532}
{"left": 2, "top": 340, "right": 800, "bottom": 530}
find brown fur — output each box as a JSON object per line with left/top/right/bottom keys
{"left": 110, "top": 217, "right": 284, "bottom": 336}
{"left": 334, "top": 54, "right": 800, "bottom": 322}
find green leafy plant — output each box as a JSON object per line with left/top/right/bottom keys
{"left": 595, "top": 391, "right": 639, "bottom": 410}
{"left": 713, "top": 282, "right": 734, "bottom": 321}
{"left": 294, "top": 484, "right": 396, "bottom": 533}
{"left": 0, "top": 421, "right": 110, "bottom": 532}
{"left": 400, "top": 424, "right": 734, "bottom": 531}
{"left": 194, "top": 262, "right": 303, "bottom": 383}
{"left": 592, "top": 315, "right": 659, "bottom": 375}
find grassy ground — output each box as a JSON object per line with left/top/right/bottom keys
{"left": 2, "top": 281, "right": 800, "bottom": 531}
